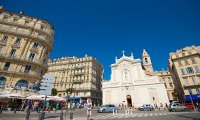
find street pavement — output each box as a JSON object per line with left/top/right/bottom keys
{"left": 0, "top": 109, "right": 200, "bottom": 120}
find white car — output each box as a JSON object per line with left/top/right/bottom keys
{"left": 169, "top": 103, "right": 188, "bottom": 112}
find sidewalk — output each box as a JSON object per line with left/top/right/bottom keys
{"left": 1, "top": 110, "right": 63, "bottom": 114}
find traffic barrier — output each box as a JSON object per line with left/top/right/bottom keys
{"left": 25, "top": 109, "right": 30, "bottom": 120}
{"left": 13, "top": 108, "right": 16, "bottom": 114}
{"left": 38, "top": 112, "right": 45, "bottom": 120}
{"left": 60, "top": 109, "right": 64, "bottom": 120}
{"left": 0, "top": 108, "right": 2, "bottom": 113}
{"left": 69, "top": 112, "right": 73, "bottom": 120}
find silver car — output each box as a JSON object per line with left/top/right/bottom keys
{"left": 138, "top": 104, "right": 154, "bottom": 111}
{"left": 169, "top": 103, "right": 188, "bottom": 112}
{"left": 97, "top": 104, "right": 117, "bottom": 113}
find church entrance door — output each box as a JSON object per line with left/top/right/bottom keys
{"left": 126, "top": 95, "right": 132, "bottom": 107}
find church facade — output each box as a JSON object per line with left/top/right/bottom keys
{"left": 102, "top": 50, "right": 169, "bottom": 108}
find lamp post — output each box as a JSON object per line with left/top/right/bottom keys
{"left": 39, "top": 95, "right": 49, "bottom": 120}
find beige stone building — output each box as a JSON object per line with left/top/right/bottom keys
{"left": 168, "top": 45, "right": 200, "bottom": 102}
{"left": 155, "top": 70, "right": 177, "bottom": 102}
{"left": 0, "top": 7, "right": 54, "bottom": 96}
{"left": 47, "top": 55, "right": 103, "bottom": 105}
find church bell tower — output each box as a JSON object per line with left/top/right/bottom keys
{"left": 142, "top": 49, "right": 154, "bottom": 73}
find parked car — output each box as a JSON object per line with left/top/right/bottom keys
{"left": 169, "top": 103, "right": 188, "bottom": 112}
{"left": 97, "top": 104, "right": 117, "bottom": 113}
{"left": 182, "top": 102, "right": 196, "bottom": 110}
{"left": 138, "top": 104, "right": 154, "bottom": 111}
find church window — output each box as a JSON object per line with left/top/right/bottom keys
{"left": 145, "top": 58, "right": 148, "bottom": 63}
{"left": 153, "top": 97, "right": 155, "bottom": 100}
{"left": 169, "top": 83, "right": 173, "bottom": 88}
{"left": 164, "top": 83, "right": 167, "bottom": 88}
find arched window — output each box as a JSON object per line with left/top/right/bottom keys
{"left": 0, "top": 76, "right": 6, "bottom": 87}
{"left": 145, "top": 58, "right": 148, "bottom": 63}
{"left": 14, "top": 80, "right": 28, "bottom": 89}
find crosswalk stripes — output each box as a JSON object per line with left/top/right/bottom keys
{"left": 71, "top": 112, "right": 192, "bottom": 120}
{"left": 154, "top": 113, "right": 158, "bottom": 116}
{"left": 137, "top": 113, "right": 144, "bottom": 117}
{"left": 131, "top": 113, "right": 139, "bottom": 117}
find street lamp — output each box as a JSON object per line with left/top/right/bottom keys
{"left": 39, "top": 95, "right": 49, "bottom": 120}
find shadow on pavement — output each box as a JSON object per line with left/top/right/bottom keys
{"left": 175, "top": 114, "right": 200, "bottom": 120}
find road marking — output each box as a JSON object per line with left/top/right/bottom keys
{"left": 137, "top": 113, "right": 144, "bottom": 117}
{"left": 158, "top": 113, "right": 163, "bottom": 115}
{"left": 117, "top": 113, "right": 128, "bottom": 118}
{"left": 154, "top": 113, "right": 158, "bottom": 116}
{"left": 144, "top": 113, "right": 148, "bottom": 117}
{"left": 149, "top": 113, "right": 153, "bottom": 116}
{"left": 99, "top": 114, "right": 113, "bottom": 119}
{"left": 131, "top": 113, "right": 139, "bottom": 117}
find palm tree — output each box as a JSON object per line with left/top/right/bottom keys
{"left": 51, "top": 88, "right": 58, "bottom": 96}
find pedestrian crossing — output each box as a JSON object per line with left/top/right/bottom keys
{"left": 72, "top": 112, "right": 190, "bottom": 120}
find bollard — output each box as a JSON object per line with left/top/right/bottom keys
{"left": 115, "top": 109, "right": 117, "bottom": 115}
{"left": 60, "top": 110, "right": 63, "bottom": 120}
{"left": 38, "top": 108, "right": 40, "bottom": 113}
{"left": 0, "top": 108, "right": 2, "bottom": 113}
{"left": 69, "top": 112, "right": 73, "bottom": 120}
{"left": 26, "top": 109, "right": 30, "bottom": 120}
{"left": 48, "top": 107, "right": 50, "bottom": 113}
{"left": 113, "top": 109, "right": 115, "bottom": 114}
{"left": 125, "top": 110, "right": 127, "bottom": 115}
{"left": 14, "top": 108, "right": 17, "bottom": 114}
{"left": 38, "top": 112, "right": 45, "bottom": 120}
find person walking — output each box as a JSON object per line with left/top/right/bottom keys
{"left": 87, "top": 99, "right": 92, "bottom": 120}
{"left": 131, "top": 104, "right": 135, "bottom": 114}
{"left": 25, "top": 100, "right": 31, "bottom": 111}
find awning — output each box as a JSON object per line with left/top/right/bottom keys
{"left": 185, "top": 94, "right": 200, "bottom": 101}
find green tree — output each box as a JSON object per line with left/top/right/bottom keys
{"left": 51, "top": 88, "right": 58, "bottom": 96}
{"left": 66, "top": 88, "right": 74, "bottom": 96}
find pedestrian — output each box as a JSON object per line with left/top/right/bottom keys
{"left": 25, "top": 100, "right": 31, "bottom": 111}
{"left": 159, "top": 103, "right": 163, "bottom": 110}
{"left": 87, "top": 99, "right": 92, "bottom": 120}
{"left": 131, "top": 104, "right": 135, "bottom": 113}
{"left": 165, "top": 103, "right": 168, "bottom": 110}
{"left": 56, "top": 102, "right": 59, "bottom": 110}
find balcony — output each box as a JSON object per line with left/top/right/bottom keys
{"left": 74, "top": 65, "right": 85, "bottom": 69}
{"left": 0, "top": 53, "right": 48, "bottom": 68}
{"left": 30, "top": 47, "right": 39, "bottom": 53}
{"left": 11, "top": 43, "right": 21, "bottom": 48}
{"left": 0, "top": 24, "right": 53, "bottom": 49}
{"left": 0, "top": 19, "right": 53, "bottom": 39}
{"left": 0, "top": 68, "right": 42, "bottom": 79}
{"left": 183, "top": 83, "right": 200, "bottom": 89}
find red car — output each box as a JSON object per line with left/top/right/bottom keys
{"left": 182, "top": 102, "right": 196, "bottom": 110}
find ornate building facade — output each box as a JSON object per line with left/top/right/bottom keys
{"left": 47, "top": 55, "right": 103, "bottom": 105}
{"left": 102, "top": 51, "right": 169, "bottom": 108}
{"left": 0, "top": 7, "right": 54, "bottom": 96}
{"left": 155, "top": 70, "right": 178, "bottom": 102}
{"left": 168, "top": 45, "right": 200, "bottom": 102}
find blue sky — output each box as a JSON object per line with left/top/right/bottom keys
{"left": 1, "top": 0, "right": 200, "bottom": 80}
